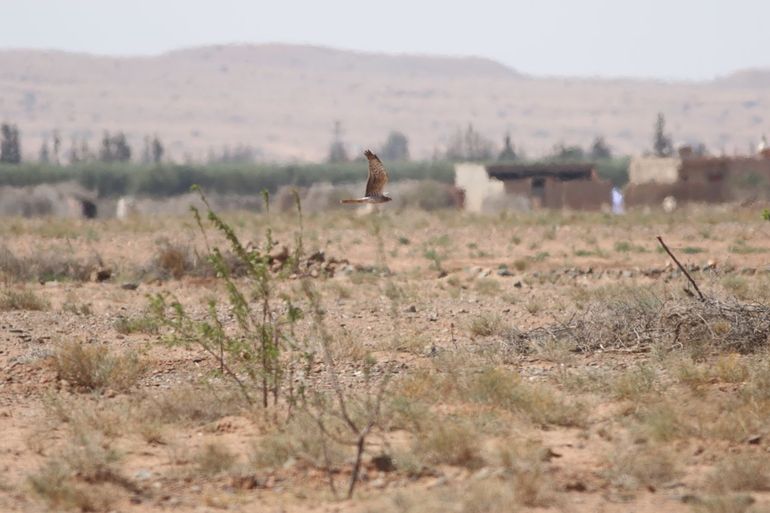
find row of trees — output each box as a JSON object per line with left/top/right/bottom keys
{"left": 325, "top": 120, "right": 617, "bottom": 165}
{"left": 1, "top": 126, "right": 166, "bottom": 165}
{"left": 1, "top": 114, "right": 684, "bottom": 167}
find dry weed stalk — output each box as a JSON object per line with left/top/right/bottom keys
{"left": 300, "top": 278, "right": 390, "bottom": 499}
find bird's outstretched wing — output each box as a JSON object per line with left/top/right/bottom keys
{"left": 364, "top": 150, "right": 388, "bottom": 197}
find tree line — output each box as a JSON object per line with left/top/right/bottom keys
{"left": 1, "top": 113, "right": 683, "bottom": 167}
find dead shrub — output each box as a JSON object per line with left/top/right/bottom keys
{"left": 152, "top": 240, "right": 199, "bottom": 279}
{"left": 514, "top": 289, "right": 770, "bottom": 354}
{"left": 53, "top": 341, "right": 145, "bottom": 392}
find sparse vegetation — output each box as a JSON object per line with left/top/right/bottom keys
{"left": 0, "top": 287, "right": 49, "bottom": 310}
{"left": 3, "top": 200, "right": 769, "bottom": 513}
{"left": 53, "top": 341, "right": 145, "bottom": 392}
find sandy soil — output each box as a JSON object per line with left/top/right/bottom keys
{"left": 1, "top": 204, "right": 769, "bottom": 512}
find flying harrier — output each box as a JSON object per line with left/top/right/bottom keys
{"left": 340, "top": 150, "right": 392, "bottom": 204}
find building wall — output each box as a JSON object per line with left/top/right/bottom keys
{"left": 628, "top": 156, "right": 681, "bottom": 184}
{"left": 624, "top": 181, "right": 729, "bottom": 206}
{"left": 454, "top": 163, "right": 505, "bottom": 212}
{"left": 543, "top": 178, "right": 613, "bottom": 210}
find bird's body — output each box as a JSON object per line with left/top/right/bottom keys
{"left": 340, "top": 150, "right": 392, "bottom": 204}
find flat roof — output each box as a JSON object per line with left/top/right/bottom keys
{"left": 486, "top": 163, "right": 596, "bottom": 181}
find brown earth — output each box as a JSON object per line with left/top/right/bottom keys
{"left": 1, "top": 204, "right": 770, "bottom": 512}
{"left": 2, "top": 44, "right": 770, "bottom": 161}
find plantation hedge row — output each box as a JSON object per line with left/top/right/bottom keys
{"left": 0, "top": 158, "right": 629, "bottom": 197}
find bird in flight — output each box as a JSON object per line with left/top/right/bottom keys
{"left": 340, "top": 150, "right": 392, "bottom": 204}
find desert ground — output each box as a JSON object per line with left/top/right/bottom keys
{"left": 0, "top": 203, "right": 769, "bottom": 513}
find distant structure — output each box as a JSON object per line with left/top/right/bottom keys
{"left": 455, "top": 162, "right": 611, "bottom": 212}
{"left": 0, "top": 182, "right": 98, "bottom": 218}
{"left": 625, "top": 145, "right": 770, "bottom": 206}
{"left": 116, "top": 196, "right": 139, "bottom": 220}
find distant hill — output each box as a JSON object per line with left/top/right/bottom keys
{"left": 0, "top": 44, "right": 768, "bottom": 162}
{"left": 713, "top": 68, "right": 770, "bottom": 88}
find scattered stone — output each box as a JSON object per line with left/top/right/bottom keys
{"left": 269, "top": 245, "right": 289, "bottom": 263}
{"left": 405, "top": 305, "right": 417, "bottom": 313}
{"left": 371, "top": 454, "right": 396, "bottom": 472}
{"left": 121, "top": 282, "right": 139, "bottom": 290}
{"left": 308, "top": 250, "right": 325, "bottom": 263}
{"left": 231, "top": 474, "right": 260, "bottom": 490}
{"left": 565, "top": 481, "right": 587, "bottom": 492}
{"left": 370, "top": 477, "right": 387, "bottom": 489}
{"left": 134, "top": 469, "right": 153, "bottom": 480}
{"left": 747, "top": 434, "right": 762, "bottom": 445}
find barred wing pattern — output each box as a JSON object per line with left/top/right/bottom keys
{"left": 364, "top": 150, "right": 388, "bottom": 197}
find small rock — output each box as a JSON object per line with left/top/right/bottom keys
{"left": 231, "top": 474, "right": 260, "bottom": 490}
{"left": 134, "top": 469, "right": 153, "bottom": 480}
{"left": 91, "top": 268, "right": 112, "bottom": 282}
{"left": 371, "top": 454, "right": 396, "bottom": 472}
{"left": 472, "top": 467, "right": 493, "bottom": 480}
{"left": 121, "top": 282, "right": 139, "bottom": 290}
{"left": 308, "top": 250, "right": 325, "bottom": 263}
{"left": 370, "top": 477, "right": 387, "bottom": 489}
{"left": 565, "top": 481, "right": 587, "bottom": 492}
{"left": 405, "top": 305, "right": 417, "bottom": 313}
{"left": 269, "top": 245, "right": 289, "bottom": 263}
{"left": 747, "top": 434, "right": 762, "bottom": 445}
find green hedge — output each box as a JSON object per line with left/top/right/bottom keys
{"left": 0, "top": 161, "right": 455, "bottom": 197}
{"left": 0, "top": 157, "right": 629, "bottom": 197}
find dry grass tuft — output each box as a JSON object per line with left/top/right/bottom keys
{"left": 113, "top": 313, "right": 160, "bottom": 335}
{"left": 137, "top": 385, "right": 244, "bottom": 426}
{"left": 0, "top": 287, "right": 49, "bottom": 311}
{"left": 607, "top": 444, "right": 681, "bottom": 491}
{"left": 53, "top": 341, "right": 145, "bottom": 392}
{"left": 413, "top": 418, "right": 485, "bottom": 469}
{"left": 706, "top": 453, "right": 770, "bottom": 492}
{"left": 28, "top": 432, "right": 137, "bottom": 512}
{"left": 463, "top": 367, "right": 587, "bottom": 427}
{"left": 195, "top": 443, "right": 237, "bottom": 475}
{"left": 468, "top": 313, "right": 505, "bottom": 337}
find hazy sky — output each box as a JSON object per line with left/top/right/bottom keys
{"left": 3, "top": 0, "right": 770, "bottom": 80}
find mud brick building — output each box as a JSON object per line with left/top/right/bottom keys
{"left": 455, "top": 162, "right": 612, "bottom": 211}
{"left": 625, "top": 151, "right": 770, "bottom": 206}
